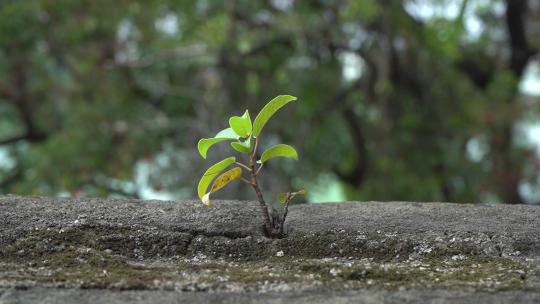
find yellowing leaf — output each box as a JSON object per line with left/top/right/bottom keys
{"left": 253, "top": 95, "right": 297, "bottom": 136}
{"left": 260, "top": 144, "right": 298, "bottom": 163}
{"left": 197, "top": 157, "right": 236, "bottom": 199}
{"left": 202, "top": 167, "right": 243, "bottom": 207}
{"left": 277, "top": 193, "right": 288, "bottom": 203}
{"left": 209, "top": 166, "right": 242, "bottom": 193}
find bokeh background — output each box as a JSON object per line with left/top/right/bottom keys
{"left": 1, "top": 0, "right": 540, "bottom": 205}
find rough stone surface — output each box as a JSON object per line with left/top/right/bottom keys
{"left": 1, "top": 288, "right": 540, "bottom": 304}
{"left": 0, "top": 195, "right": 539, "bottom": 303}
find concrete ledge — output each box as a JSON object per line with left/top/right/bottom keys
{"left": 1, "top": 196, "right": 539, "bottom": 303}
{"left": 1, "top": 196, "right": 539, "bottom": 258}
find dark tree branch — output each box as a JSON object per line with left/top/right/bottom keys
{"left": 392, "top": 1, "right": 532, "bottom": 204}
{"left": 3, "top": 50, "right": 48, "bottom": 145}
{"left": 242, "top": 36, "right": 294, "bottom": 57}
{"left": 505, "top": 0, "right": 535, "bottom": 76}
{"left": 335, "top": 108, "right": 368, "bottom": 187}
{"left": 308, "top": 42, "right": 371, "bottom": 188}
{"left": 456, "top": 53, "right": 496, "bottom": 88}
{"left": 482, "top": 0, "right": 536, "bottom": 205}
{"left": 457, "top": 0, "right": 469, "bottom": 25}
{"left": 0, "top": 135, "right": 26, "bottom": 146}
{"left": 0, "top": 132, "right": 45, "bottom": 146}
{"left": 330, "top": 43, "right": 378, "bottom": 96}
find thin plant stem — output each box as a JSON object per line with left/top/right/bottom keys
{"left": 235, "top": 162, "right": 252, "bottom": 172}
{"left": 255, "top": 164, "right": 263, "bottom": 175}
{"left": 279, "top": 192, "right": 293, "bottom": 235}
{"left": 248, "top": 137, "right": 275, "bottom": 236}
{"left": 240, "top": 177, "right": 253, "bottom": 185}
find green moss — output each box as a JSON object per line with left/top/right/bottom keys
{"left": 272, "top": 232, "right": 415, "bottom": 262}
{"left": 0, "top": 228, "right": 191, "bottom": 262}
{"left": 0, "top": 252, "right": 534, "bottom": 291}
{"left": 0, "top": 248, "right": 175, "bottom": 289}
{"left": 173, "top": 255, "right": 532, "bottom": 291}
{"left": 0, "top": 228, "right": 536, "bottom": 292}
{"left": 429, "top": 256, "right": 530, "bottom": 290}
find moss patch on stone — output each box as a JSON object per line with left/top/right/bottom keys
{"left": 1, "top": 247, "right": 537, "bottom": 292}
{"left": 1, "top": 228, "right": 538, "bottom": 292}
{"left": 0, "top": 227, "right": 192, "bottom": 261}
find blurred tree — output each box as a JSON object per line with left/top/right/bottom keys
{"left": 0, "top": 0, "right": 539, "bottom": 203}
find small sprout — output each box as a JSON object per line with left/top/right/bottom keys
{"left": 196, "top": 95, "right": 301, "bottom": 238}
{"left": 277, "top": 189, "right": 306, "bottom": 203}
{"left": 277, "top": 193, "right": 288, "bottom": 204}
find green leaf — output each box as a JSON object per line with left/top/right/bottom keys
{"left": 215, "top": 127, "right": 238, "bottom": 139}
{"left": 229, "top": 110, "right": 252, "bottom": 137}
{"left": 197, "top": 157, "right": 236, "bottom": 199}
{"left": 197, "top": 128, "right": 237, "bottom": 159}
{"left": 197, "top": 138, "right": 229, "bottom": 159}
{"left": 202, "top": 167, "right": 242, "bottom": 207}
{"left": 230, "top": 136, "right": 254, "bottom": 154}
{"left": 260, "top": 144, "right": 298, "bottom": 163}
{"left": 231, "top": 142, "right": 250, "bottom": 153}
{"left": 253, "top": 95, "right": 297, "bottom": 137}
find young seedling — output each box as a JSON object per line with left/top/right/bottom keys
{"left": 196, "top": 95, "right": 305, "bottom": 238}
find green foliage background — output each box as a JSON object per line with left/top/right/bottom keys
{"left": 1, "top": 0, "right": 540, "bottom": 204}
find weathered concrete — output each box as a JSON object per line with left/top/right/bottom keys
{"left": 1, "top": 288, "right": 540, "bottom": 304}
{"left": 0, "top": 195, "right": 539, "bottom": 303}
